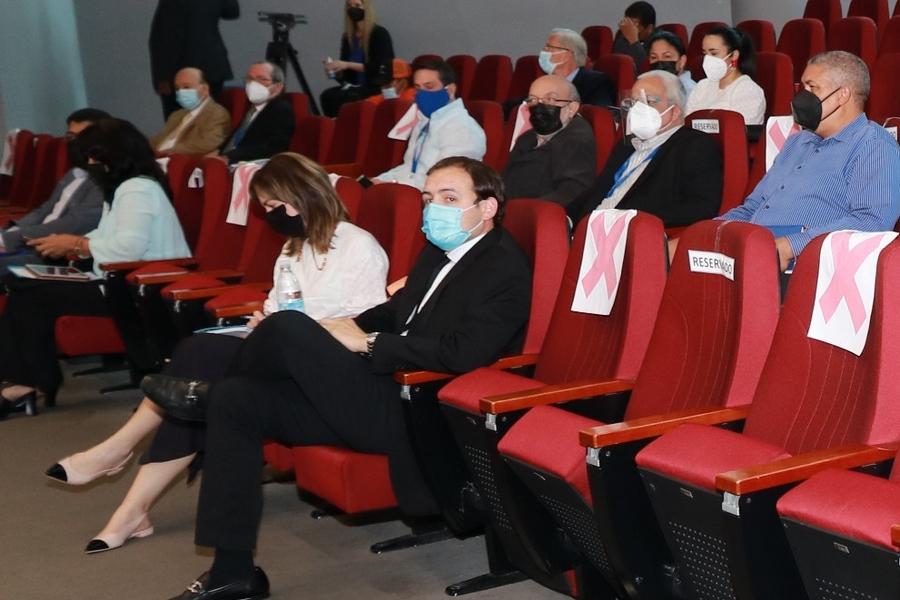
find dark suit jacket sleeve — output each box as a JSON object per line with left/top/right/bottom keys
{"left": 220, "top": 0, "right": 239, "bottom": 19}
{"left": 2, "top": 177, "right": 104, "bottom": 248}
{"left": 223, "top": 96, "right": 295, "bottom": 163}
{"left": 365, "top": 244, "right": 531, "bottom": 375}
{"left": 612, "top": 32, "right": 643, "bottom": 74}
{"left": 668, "top": 131, "right": 723, "bottom": 226}
{"left": 542, "top": 119, "right": 597, "bottom": 207}
{"left": 364, "top": 25, "right": 394, "bottom": 87}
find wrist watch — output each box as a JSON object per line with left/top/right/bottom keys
{"left": 365, "top": 332, "right": 380, "bottom": 358}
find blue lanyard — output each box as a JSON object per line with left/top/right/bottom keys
{"left": 411, "top": 122, "right": 430, "bottom": 174}
{"left": 606, "top": 147, "right": 660, "bottom": 198}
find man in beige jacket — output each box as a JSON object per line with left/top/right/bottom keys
{"left": 151, "top": 67, "right": 231, "bottom": 155}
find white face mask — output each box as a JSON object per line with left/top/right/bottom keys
{"left": 702, "top": 54, "right": 730, "bottom": 82}
{"left": 245, "top": 80, "right": 271, "bottom": 105}
{"left": 381, "top": 86, "right": 399, "bottom": 100}
{"left": 627, "top": 101, "right": 673, "bottom": 140}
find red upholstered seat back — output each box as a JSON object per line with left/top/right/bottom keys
{"left": 4, "top": 129, "right": 35, "bottom": 205}
{"left": 325, "top": 101, "right": 375, "bottom": 165}
{"left": 743, "top": 235, "right": 900, "bottom": 453}
{"left": 334, "top": 177, "right": 363, "bottom": 222}
{"left": 804, "top": 0, "right": 843, "bottom": 37}
{"left": 688, "top": 21, "right": 729, "bottom": 61}
{"left": 362, "top": 98, "right": 413, "bottom": 176}
{"left": 594, "top": 54, "right": 636, "bottom": 104}
{"left": 216, "top": 87, "right": 248, "bottom": 131}
{"left": 777, "top": 19, "right": 828, "bottom": 82}
{"left": 469, "top": 55, "right": 513, "bottom": 103}
{"left": 578, "top": 105, "right": 617, "bottom": 174}
{"left": 290, "top": 116, "right": 334, "bottom": 163}
{"left": 582, "top": 25, "right": 613, "bottom": 64}
{"left": 165, "top": 154, "right": 205, "bottom": 251}
{"left": 507, "top": 55, "right": 544, "bottom": 103}
{"left": 235, "top": 198, "right": 287, "bottom": 282}
{"left": 848, "top": 0, "right": 890, "bottom": 38}
{"left": 880, "top": 16, "right": 900, "bottom": 54}
{"left": 736, "top": 20, "right": 777, "bottom": 53}
{"left": 828, "top": 17, "right": 879, "bottom": 70}
{"left": 755, "top": 52, "right": 795, "bottom": 117}
{"left": 685, "top": 109, "right": 749, "bottom": 215}
{"left": 355, "top": 183, "right": 425, "bottom": 282}
{"left": 625, "top": 221, "right": 780, "bottom": 419}
{"left": 534, "top": 212, "right": 667, "bottom": 384}
{"left": 189, "top": 157, "right": 246, "bottom": 270}
{"left": 284, "top": 92, "right": 310, "bottom": 119}
{"left": 658, "top": 23, "right": 689, "bottom": 49}
{"left": 466, "top": 100, "right": 505, "bottom": 170}
{"left": 25, "top": 135, "right": 62, "bottom": 211}
{"left": 502, "top": 199, "right": 569, "bottom": 355}
{"left": 446, "top": 55, "right": 477, "bottom": 101}
{"left": 866, "top": 52, "right": 900, "bottom": 124}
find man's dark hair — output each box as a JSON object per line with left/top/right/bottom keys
{"left": 625, "top": 1, "right": 656, "bottom": 27}
{"left": 74, "top": 118, "right": 173, "bottom": 203}
{"left": 66, "top": 108, "right": 111, "bottom": 125}
{"left": 707, "top": 26, "right": 757, "bottom": 79}
{"left": 411, "top": 58, "right": 457, "bottom": 87}
{"left": 427, "top": 156, "right": 506, "bottom": 226}
{"left": 647, "top": 30, "right": 686, "bottom": 56}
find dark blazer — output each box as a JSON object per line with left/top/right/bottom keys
{"left": 568, "top": 126, "right": 723, "bottom": 227}
{"left": 1, "top": 169, "right": 103, "bottom": 249}
{"left": 573, "top": 68, "right": 616, "bottom": 107}
{"left": 354, "top": 227, "right": 531, "bottom": 515}
{"left": 221, "top": 94, "right": 295, "bottom": 163}
{"left": 612, "top": 32, "right": 646, "bottom": 74}
{"left": 503, "top": 115, "right": 597, "bottom": 207}
{"left": 149, "top": 0, "right": 240, "bottom": 86}
{"left": 338, "top": 24, "right": 394, "bottom": 91}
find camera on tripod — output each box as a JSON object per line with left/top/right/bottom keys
{"left": 258, "top": 11, "right": 319, "bottom": 115}
{"left": 258, "top": 12, "right": 307, "bottom": 36}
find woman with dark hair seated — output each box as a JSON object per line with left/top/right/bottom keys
{"left": 45, "top": 153, "right": 388, "bottom": 554}
{"left": 686, "top": 26, "right": 766, "bottom": 125}
{"left": 647, "top": 30, "right": 696, "bottom": 95}
{"left": 0, "top": 118, "right": 191, "bottom": 417}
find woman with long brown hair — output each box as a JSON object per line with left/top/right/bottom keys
{"left": 44, "top": 153, "right": 388, "bottom": 553}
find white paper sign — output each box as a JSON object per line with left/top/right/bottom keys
{"left": 691, "top": 119, "right": 720, "bottom": 134}
{"left": 571, "top": 209, "right": 638, "bottom": 315}
{"left": 225, "top": 162, "right": 264, "bottom": 226}
{"left": 765, "top": 116, "right": 801, "bottom": 171}
{"left": 688, "top": 250, "right": 735, "bottom": 280}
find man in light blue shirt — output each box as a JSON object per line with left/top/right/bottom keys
{"left": 720, "top": 51, "right": 900, "bottom": 271}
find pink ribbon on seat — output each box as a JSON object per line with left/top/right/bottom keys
{"left": 818, "top": 232, "right": 886, "bottom": 332}
{"left": 581, "top": 212, "right": 629, "bottom": 298}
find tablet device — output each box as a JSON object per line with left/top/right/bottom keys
{"left": 24, "top": 264, "right": 92, "bottom": 281}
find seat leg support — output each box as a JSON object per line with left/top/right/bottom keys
{"left": 444, "top": 570, "right": 528, "bottom": 596}
{"left": 370, "top": 524, "right": 454, "bottom": 554}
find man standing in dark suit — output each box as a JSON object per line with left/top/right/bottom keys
{"left": 504, "top": 75, "right": 596, "bottom": 208}
{"left": 145, "top": 157, "right": 532, "bottom": 599}
{"left": 214, "top": 62, "right": 295, "bottom": 164}
{"left": 0, "top": 108, "right": 108, "bottom": 273}
{"left": 149, "top": 0, "right": 240, "bottom": 119}
{"left": 568, "top": 71, "right": 723, "bottom": 228}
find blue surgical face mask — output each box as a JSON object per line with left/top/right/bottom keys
{"left": 175, "top": 88, "right": 202, "bottom": 110}
{"left": 538, "top": 50, "right": 563, "bottom": 75}
{"left": 415, "top": 88, "right": 451, "bottom": 118}
{"left": 421, "top": 202, "right": 482, "bottom": 251}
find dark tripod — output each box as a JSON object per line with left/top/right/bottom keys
{"left": 259, "top": 11, "right": 321, "bottom": 116}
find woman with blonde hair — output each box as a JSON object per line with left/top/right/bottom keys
{"left": 320, "top": 0, "right": 395, "bottom": 116}
{"left": 45, "top": 152, "right": 388, "bottom": 553}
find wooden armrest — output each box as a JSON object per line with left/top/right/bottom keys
{"left": 137, "top": 269, "right": 244, "bottom": 287}
{"left": 211, "top": 302, "right": 265, "bottom": 319}
{"left": 169, "top": 282, "right": 270, "bottom": 302}
{"left": 892, "top": 524, "right": 900, "bottom": 547}
{"left": 482, "top": 379, "right": 635, "bottom": 415}
{"left": 579, "top": 405, "right": 751, "bottom": 448}
{"left": 394, "top": 353, "right": 540, "bottom": 386}
{"left": 100, "top": 257, "right": 196, "bottom": 272}
{"left": 716, "top": 442, "right": 900, "bottom": 496}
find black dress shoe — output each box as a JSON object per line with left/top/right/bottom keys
{"left": 167, "top": 568, "right": 269, "bottom": 600}
{"left": 140, "top": 375, "right": 210, "bottom": 422}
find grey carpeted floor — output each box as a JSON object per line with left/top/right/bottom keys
{"left": 0, "top": 361, "right": 563, "bottom": 600}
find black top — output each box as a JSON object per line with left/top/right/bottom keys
{"left": 221, "top": 94, "right": 295, "bottom": 163}
{"left": 573, "top": 68, "right": 616, "bottom": 107}
{"left": 568, "top": 126, "right": 723, "bottom": 227}
{"left": 338, "top": 24, "right": 395, "bottom": 93}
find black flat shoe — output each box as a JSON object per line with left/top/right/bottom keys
{"left": 140, "top": 375, "right": 210, "bottom": 422}
{"left": 167, "top": 568, "right": 269, "bottom": 600}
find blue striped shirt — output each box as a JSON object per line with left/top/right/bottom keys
{"left": 719, "top": 114, "right": 900, "bottom": 255}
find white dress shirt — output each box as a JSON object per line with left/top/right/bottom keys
{"left": 36, "top": 168, "right": 87, "bottom": 224}
{"left": 263, "top": 221, "right": 389, "bottom": 320}
{"left": 599, "top": 125, "right": 682, "bottom": 209}
{"left": 685, "top": 74, "right": 766, "bottom": 125}
{"left": 377, "top": 98, "right": 486, "bottom": 190}
{"left": 157, "top": 97, "right": 210, "bottom": 151}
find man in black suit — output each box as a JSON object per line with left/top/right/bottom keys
{"left": 149, "top": 0, "right": 240, "bottom": 119}
{"left": 540, "top": 28, "right": 615, "bottom": 107}
{"left": 568, "top": 70, "right": 723, "bottom": 227}
{"left": 148, "top": 157, "right": 532, "bottom": 599}
{"left": 504, "top": 75, "right": 596, "bottom": 208}
{"left": 214, "top": 62, "right": 295, "bottom": 164}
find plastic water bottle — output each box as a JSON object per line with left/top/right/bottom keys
{"left": 275, "top": 264, "right": 304, "bottom": 312}
{"left": 325, "top": 57, "right": 337, "bottom": 80}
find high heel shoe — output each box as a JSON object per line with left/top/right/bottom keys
{"left": 84, "top": 515, "right": 154, "bottom": 554}
{"left": 45, "top": 451, "right": 134, "bottom": 485}
{"left": 0, "top": 389, "right": 39, "bottom": 419}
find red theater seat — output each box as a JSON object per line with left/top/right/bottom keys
{"left": 755, "top": 51, "right": 795, "bottom": 117}
{"left": 657, "top": 23, "right": 689, "bottom": 49}
{"left": 289, "top": 115, "right": 334, "bottom": 163}
{"left": 581, "top": 25, "right": 613, "bottom": 64}
{"left": 829, "top": 16, "right": 879, "bottom": 70}
{"left": 804, "top": 0, "right": 843, "bottom": 39}
{"left": 446, "top": 55, "right": 477, "bottom": 101}
{"left": 777, "top": 18, "right": 828, "bottom": 82}
{"left": 736, "top": 19, "right": 777, "bottom": 53}
{"left": 323, "top": 101, "right": 375, "bottom": 167}
{"left": 687, "top": 21, "right": 728, "bottom": 61}
{"left": 465, "top": 100, "right": 504, "bottom": 171}
{"left": 577, "top": 104, "right": 616, "bottom": 174}
{"left": 686, "top": 109, "right": 749, "bottom": 214}
{"left": 216, "top": 87, "right": 248, "bottom": 131}
{"left": 881, "top": 16, "right": 900, "bottom": 54}
{"left": 507, "top": 55, "right": 543, "bottom": 103}
{"left": 867, "top": 52, "right": 900, "bottom": 124}
{"left": 469, "top": 55, "right": 513, "bottom": 103}
{"left": 593, "top": 54, "right": 636, "bottom": 103}
{"left": 848, "top": 0, "right": 890, "bottom": 41}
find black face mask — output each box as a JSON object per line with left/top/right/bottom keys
{"left": 265, "top": 204, "right": 306, "bottom": 238}
{"left": 791, "top": 88, "right": 840, "bottom": 131}
{"left": 651, "top": 60, "right": 679, "bottom": 75}
{"left": 529, "top": 103, "right": 564, "bottom": 136}
{"left": 346, "top": 7, "right": 365, "bottom": 22}
{"left": 66, "top": 139, "right": 87, "bottom": 170}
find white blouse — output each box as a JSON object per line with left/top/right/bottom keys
{"left": 685, "top": 74, "right": 766, "bottom": 125}
{"left": 263, "top": 221, "right": 389, "bottom": 320}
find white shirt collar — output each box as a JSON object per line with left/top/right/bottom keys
{"left": 631, "top": 123, "right": 682, "bottom": 151}
{"left": 72, "top": 167, "right": 88, "bottom": 179}
{"left": 188, "top": 96, "right": 210, "bottom": 116}
{"left": 446, "top": 230, "right": 487, "bottom": 263}
{"left": 565, "top": 67, "right": 579, "bottom": 82}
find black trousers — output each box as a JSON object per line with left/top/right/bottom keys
{"left": 194, "top": 311, "right": 402, "bottom": 550}
{"left": 319, "top": 84, "right": 378, "bottom": 118}
{"left": 0, "top": 278, "right": 108, "bottom": 395}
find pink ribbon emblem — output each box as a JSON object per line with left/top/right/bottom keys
{"left": 767, "top": 120, "right": 800, "bottom": 151}
{"left": 819, "top": 232, "right": 886, "bottom": 332}
{"left": 581, "top": 213, "right": 629, "bottom": 298}
{"left": 231, "top": 163, "right": 260, "bottom": 215}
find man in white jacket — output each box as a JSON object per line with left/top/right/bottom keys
{"left": 374, "top": 59, "right": 486, "bottom": 189}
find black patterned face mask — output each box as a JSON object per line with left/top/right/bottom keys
{"left": 264, "top": 205, "right": 306, "bottom": 238}
{"left": 791, "top": 88, "right": 840, "bottom": 131}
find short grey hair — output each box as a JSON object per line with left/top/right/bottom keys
{"left": 550, "top": 28, "right": 588, "bottom": 67}
{"left": 637, "top": 70, "right": 686, "bottom": 111}
{"left": 808, "top": 50, "right": 870, "bottom": 105}
{"left": 253, "top": 61, "right": 285, "bottom": 84}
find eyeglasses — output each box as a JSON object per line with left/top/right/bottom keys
{"left": 541, "top": 44, "right": 572, "bottom": 53}
{"left": 245, "top": 76, "right": 273, "bottom": 85}
{"left": 525, "top": 96, "right": 575, "bottom": 107}
{"left": 620, "top": 96, "right": 665, "bottom": 111}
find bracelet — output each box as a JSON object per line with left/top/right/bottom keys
{"left": 365, "top": 332, "right": 380, "bottom": 358}
{"left": 73, "top": 237, "right": 88, "bottom": 258}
